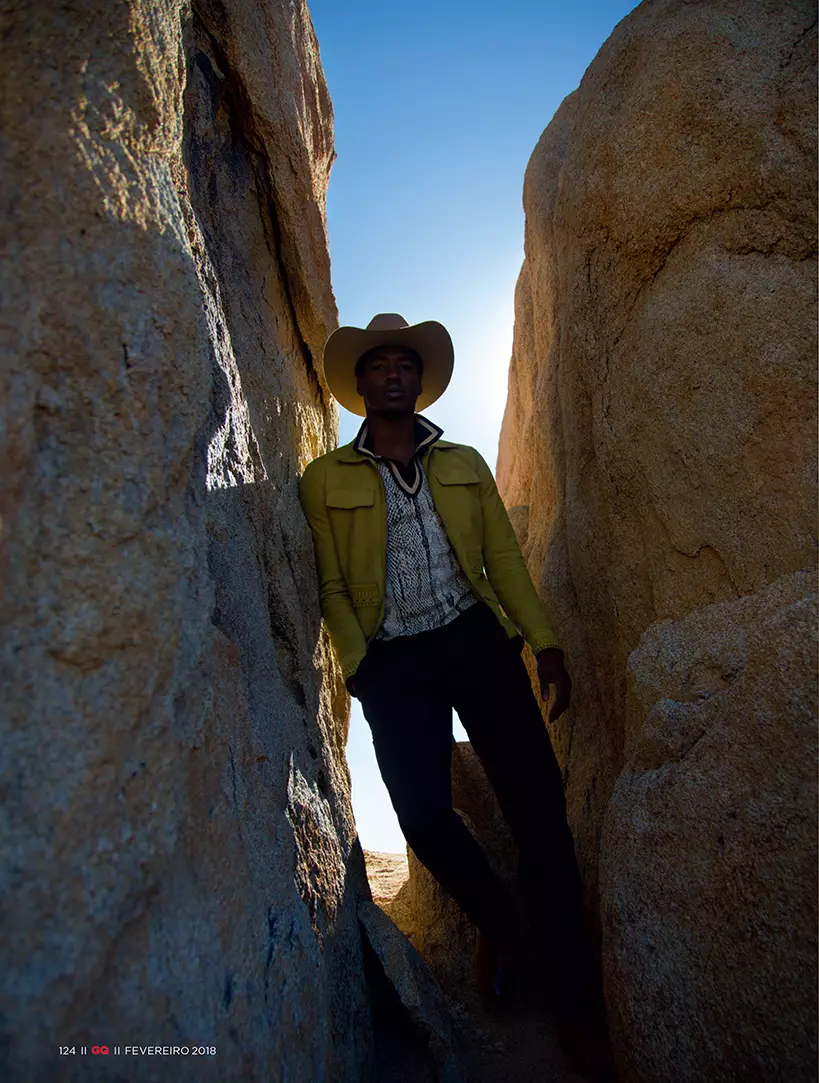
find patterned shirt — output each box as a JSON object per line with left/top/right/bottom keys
{"left": 354, "top": 416, "right": 478, "bottom": 639}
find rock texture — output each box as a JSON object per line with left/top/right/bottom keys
{"left": 601, "top": 570, "right": 817, "bottom": 1082}
{"left": 361, "top": 889, "right": 593, "bottom": 1083}
{"left": 497, "top": 1, "right": 817, "bottom": 1079}
{"left": 359, "top": 900, "right": 465, "bottom": 1083}
{"left": 364, "top": 850, "right": 410, "bottom": 914}
{"left": 1, "top": 3, "right": 373, "bottom": 1081}
{"left": 363, "top": 817, "right": 593, "bottom": 1083}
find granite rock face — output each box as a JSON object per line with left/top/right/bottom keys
{"left": 601, "top": 570, "right": 817, "bottom": 1082}
{"left": 359, "top": 900, "right": 465, "bottom": 1083}
{"left": 364, "top": 850, "right": 410, "bottom": 915}
{"left": 497, "top": 1, "right": 817, "bottom": 1079}
{"left": 1, "top": 2, "right": 372, "bottom": 1081}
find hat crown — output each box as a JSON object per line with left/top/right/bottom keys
{"left": 365, "top": 313, "right": 409, "bottom": 332}
{"left": 322, "top": 315, "right": 454, "bottom": 416}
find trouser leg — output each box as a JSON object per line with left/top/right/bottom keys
{"left": 446, "top": 604, "right": 595, "bottom": 1014}
{"left": 356, "top": 631, "right": 518, "bottom": 947}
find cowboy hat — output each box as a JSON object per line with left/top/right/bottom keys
{"left": 322, "top": 313, "right": 454, "bottom": 417}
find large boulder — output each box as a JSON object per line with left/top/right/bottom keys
{"left": 601, "top": 571, "right": 817, "bottom": 1081}
{"left": 1, "top": 2, "right": 372, "bottom": 1080}
{"left": 497, "top": 0, "right": 817, "bottom": 1079}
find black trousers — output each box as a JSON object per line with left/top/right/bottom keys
{"left": 355, "top": 601, "right": 591, "bottom": 1010}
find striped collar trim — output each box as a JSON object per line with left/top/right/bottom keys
{"left": 352, "top": 414, "right": 443, "bottom": 459}
{"left": 384, "top": 457, "right": 422, "bottom": 496}
{"left": 353, "top": 414, "right": 443, "bottom": 496}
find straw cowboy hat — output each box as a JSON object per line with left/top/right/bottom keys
{"left": 322, "top": 313, "right": 454, "bottom": 417}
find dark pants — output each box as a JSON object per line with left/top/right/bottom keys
{"left": 355, "top": 601, "right": 592, "bottom": 1012}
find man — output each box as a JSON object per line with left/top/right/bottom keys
{"left": 300, "top": 313, "right": 602, "bottom": 1057}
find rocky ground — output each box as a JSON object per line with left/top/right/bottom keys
{"left": 363, "top": 851, "right": 410, "bottom": 912}
{"left": 363, "top": 851, "right": 592, "bottom": 1083}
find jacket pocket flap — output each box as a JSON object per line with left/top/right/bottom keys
{"left": 326, "top": 488, "right": 375, "bottom": 509}
{"left": 349, "top": 582, "right": 379, "bottom": 607}
{"left": 435, "top": 467, "right": 479, "bottom": 485}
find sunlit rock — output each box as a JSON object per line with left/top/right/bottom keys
{"left": 1, "top": 2, "right": 372, "bottom": 1079}
{"left": 497, "top": 0, "right": 817, "bottom": 1078}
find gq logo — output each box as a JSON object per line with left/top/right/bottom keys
{"left": 91, "top": 1046, "right": 109, "bottom": 1055}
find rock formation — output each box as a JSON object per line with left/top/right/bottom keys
{"left": 364, "top": 850, "right": 410, "bottom": 915}
{"left": 602, "top": 570, "right": 816, "bottom": 1082}
{"left": 359, "top": 900, "right": 465, "bottom": 1083}
{"left": 497, "top": 1, "right": 817, "bottom": 1080}
{"left": 1, "top": 2, "right": 371, "bottom": 1079}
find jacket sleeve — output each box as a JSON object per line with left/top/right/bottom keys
{"left": 299, "top": 459, "right": 369, "bottom": 680}
{"left": 473, "top": 450, "right": 562, "bottom": 653}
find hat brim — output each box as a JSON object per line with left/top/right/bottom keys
{"left": 323, "top": 320, "right": 454, "bottom": 417}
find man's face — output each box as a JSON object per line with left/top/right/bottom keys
{"left": 355, "top": 345, "right": 423, "bottom": 417}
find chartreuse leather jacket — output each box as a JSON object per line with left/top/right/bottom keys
{"left": 299, "top": 437, "right": 561, "bottom": 681}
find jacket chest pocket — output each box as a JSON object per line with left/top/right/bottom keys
{"left": 325, "top": 487, "right": 378, "bottom": 580}
{"left": 326, "top": 488, "right": 375, "bottom": 511}
{"left": 434, "top": 466, "right": 483, "bottom": 549}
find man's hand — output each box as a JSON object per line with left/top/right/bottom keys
{"left": 535, "top": 647, "right": 572, "bottom": 724}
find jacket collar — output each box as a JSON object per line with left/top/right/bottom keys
{"left": 336, "top": 414, "right": 452, "bottom": 463}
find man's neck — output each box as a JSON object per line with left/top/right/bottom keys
{"left": 365, "top": 411, "right": 418, "bottom": 465}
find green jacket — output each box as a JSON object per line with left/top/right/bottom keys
{"left": 299, "top": 437, "right": 560, "bottom": 680}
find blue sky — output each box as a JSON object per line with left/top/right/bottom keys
{"left": 308, "top": 0, "right": 638, "bottom": 851}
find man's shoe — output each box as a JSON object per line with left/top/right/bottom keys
{"left": 475, "top": 931, "right": 521, "bottom": 1011}
{"left": 475, "top": 930, "right": 501, "bottom": 1004}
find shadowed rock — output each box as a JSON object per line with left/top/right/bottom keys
{"left": 358, "top": 900, "right": 466, "bottom": 1083}
{"left": 496, "top": 0, "right": 817, "bottom": 1079}
{"left": 1, "top": 2, "right": 372, "bottom": 1079}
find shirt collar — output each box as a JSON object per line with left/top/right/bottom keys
{"left": 353, "top": 414, "right": 444, "bottom": 460}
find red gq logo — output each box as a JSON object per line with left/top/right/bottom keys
{"left": 91, "top": 1046, "right": 109, "bottom": 1055}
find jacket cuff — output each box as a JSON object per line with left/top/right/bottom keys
{"left": 340, "top": 651, "right": 367, "bottom": 681}
{"left": 529, "top": 631, "right": 562, "bottom": 653}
